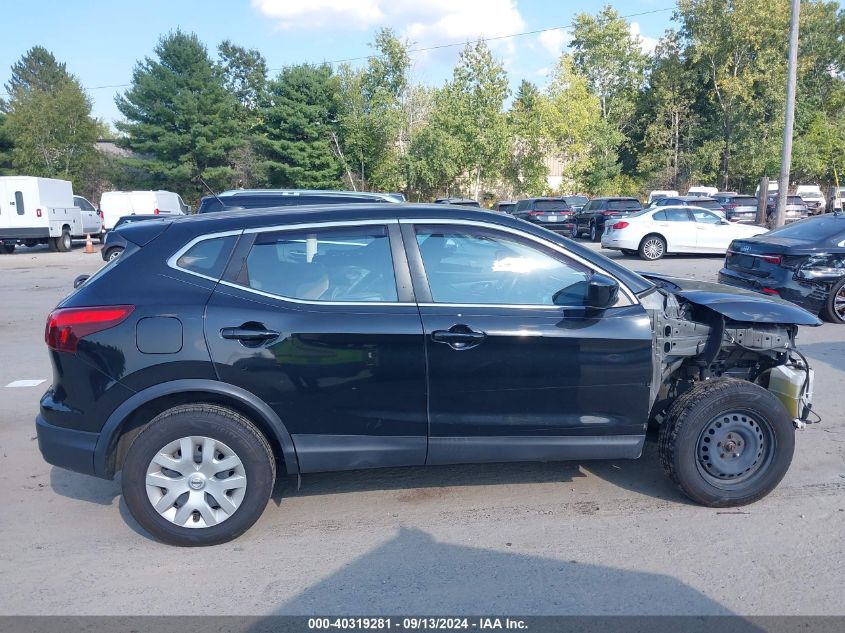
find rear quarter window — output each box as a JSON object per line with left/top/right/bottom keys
{"left": 175, "top": 235, "right": 238, "bottom": 279}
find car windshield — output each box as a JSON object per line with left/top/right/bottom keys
{"left": 497, "top": 203, "right": 515, "bottom": 212}
{"left": 787, "top": 197, "right": 805, "bottom": 205}
{"left": 533, "top": 201, "right": 570, "bottom": 211}
{"left": 731, "top": 197, "right": 757, "bottom": 205}
{"left": 607, "top": 200, "right": 641, "bottom": 210}
{"left": 766, "top": 216, "right": 845, "bottom": 242}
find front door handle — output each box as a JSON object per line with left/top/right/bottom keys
{"left": 431, "top": 326, "right": 486, "bottom": 350}
{"left": 220, "top": 327, "right": 280, "bottom": 342}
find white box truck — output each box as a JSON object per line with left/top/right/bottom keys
{"left": 99, "top": 190, "right": 189, "bottom": 230}
{"left": 0, "top": 177, "right": 101, "bottom": 254}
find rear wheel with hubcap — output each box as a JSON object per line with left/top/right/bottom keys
{"left": 589, "top": 222, "right": 601, "bottom": 242}
{"left": 122, "top": 404, "right": 276, "bottom": 546}
{"left": 821, "top": 278, "right": 845, "bottom": 324}
{"left": 658, "top": 378, "right": 794, "bottom": 507}
{"left": 570, "top": 224, "right": 579, "bottom": 239}
{"left": 638, "top": 235, "right": 666, "bottom": 260}
{"left": 55, "top": 229, "right": 72, "bottom": 252}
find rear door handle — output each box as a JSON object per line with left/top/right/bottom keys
{"left": 431, "top": 326, "right": 486, "bottom": 350}
{"left": 220, "top": 327, "right": 280, "bottom": 342}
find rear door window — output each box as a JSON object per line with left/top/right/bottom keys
{"left": 240, "top": 225, "right": 398, "bottom": 303}
{"left": 663, "top": 208, "right": 691, "bottom": 222}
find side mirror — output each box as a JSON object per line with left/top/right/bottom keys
{"left": 73, "top": 274, "right": 90, "bottom": 289}
{"left": 585, "top": 273, "right": 619, "bottom": 310}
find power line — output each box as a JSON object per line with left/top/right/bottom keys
{"left": 3, "top": 6, "right": 676, "bottom": 96}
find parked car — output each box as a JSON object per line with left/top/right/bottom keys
{"left": 571, "top": 197, "right": 643, "bottom": 242}
{"left": 38, "top": 203, "right": 818, "bottom": 545}
{"left": 766, "top": 195, "right": 810, "bottom": 224}
{"left": 755, "top": 181, "right": 779, "bottom": 198}
{"left": 101, "top": 214, "right": 170, "bottom": 261}
{"left": 795, "top": 185, "right": 825, "bottom": 214}
{"left": 719, "top": 195, "right": 760, "bottom": 224}
{"left": 686, "top": 186, "right": 718, "bottom": 198}
{"left": 719, "top": 213, "right": 845, "bottom": 323}
{"left": 827, "top": 186, "right": 845, "bottom": 213}
{"left": 434, "top": 197, "right": 481, "bottom": 207}
{"left": 512, "top": 197, "right": 575, "bottom": 233}
{"left": 651, "top": 196, "right": 726, "bottom": 219}
{"left": 197, "top": 189, "right": 398, "bottom": 214}
{"left": 601, "top": 205, "right": 767, "bottom": 260}
{"left": 491, "top": 200, "right": 517, "bottom": 214}
{"left": 0, "top": 177, "right": 102, "bottom": 253}
{"left": 100, "top": 190, "right": 189, "bottom": 230}
{"left": 647, "top": 190, "right": 679, "bottom": 204}
{"left": 561, "top": 195, "right": 589, "bottom": 212}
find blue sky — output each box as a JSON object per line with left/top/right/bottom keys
{"left": 1, "top": 1, "right": 676, "bottom": 127}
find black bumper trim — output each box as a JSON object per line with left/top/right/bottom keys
{"left": 36, "top": 415, "right": 100, "bottom": 477}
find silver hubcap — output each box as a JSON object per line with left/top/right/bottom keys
{"left": 145, "top": 436, "right": 247, "bottom": 528}
{"left": 642, "top": 238, "right": 664, "bottom": 259}
{"left": 109, "top": 250, "right": 121, "bottom": 261}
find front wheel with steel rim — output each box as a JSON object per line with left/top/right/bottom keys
{"left": 638, "top": 235, "right": 666, "bottom": 260}
{"left": 821, "top": 277, "right": 845, "bottom": 324}
{"left": 658, "top": 378, "right": 794, "bottom": 507}
{"left": 122, "top": 404, "right": 275, "bottom": 546}
{"left": 106, "top": 247, "right": 122, "bottom": 261}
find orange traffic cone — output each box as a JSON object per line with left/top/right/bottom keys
{"left": 84, "top": 233, "right": 94, "bottom": 254}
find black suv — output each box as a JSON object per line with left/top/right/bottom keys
{"left": 571, "top": 198, "right": 642, "bottom": 241}
{"left": 38, "top": 204, "right": 819, "bottom": 545}
{"left": 197, "top": 189, "right": 398, "bottom": 213}
{"left": 512, "top": 197, "right": 575, "bottom": 233}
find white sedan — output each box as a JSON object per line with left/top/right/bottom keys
{"left": 600, "top": 205, "right": 768, "bottom": 260}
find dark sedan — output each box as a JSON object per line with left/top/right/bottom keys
{"left": 512, "top": 197, "right": 576, "bottom": 232}
{"left": 719, "top": 213, "right": 845, "bottom": 323}
{"left": 101, "top": 214, "right": 169, "bottom": 261}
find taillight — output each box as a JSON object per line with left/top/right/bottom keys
{"left": 613, "top": 221, "right": 629, "bottom": 229}
{"left": 762, "top": 254, "right": 782, "bottom": 265}
{"left": 528, "top": 211, "right": 544, "bottom": 216}
{"left": 45, "top": 305, "right": 134, "bottom": 353}
{"left": 602, "top": 210, "right": 619, "bottom": 216}
{"left": 36, "top": 208, "right": 42, "bottom": 217}
{"left": 725, "top": 203, "right": 737, "bottom": 209}
{"left": 761, "top": 287, "right": 780, "bottom": 296}
{"left": 154, "top": 208, "right": 160, "bottom": 215}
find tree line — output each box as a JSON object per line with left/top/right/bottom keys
{"left": 1, "top": 1, "right": 843, "bottom": 205}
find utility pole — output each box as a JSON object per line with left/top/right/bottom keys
{"left": 775, "top": 0, "right": 800, "bottom": 228}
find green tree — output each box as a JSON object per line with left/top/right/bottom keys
{"left": 116, "top": 30, "right": 240, "bottom": 199}
{"left": 4, "top": 47, "right": 98, "bottom": 188}
{"left": 259, "top": 63, "right": 342, "bottom": 189}
{"left": 218, "top": 40, "right": 268, "bottom": 114}
{"left": 0, "top": 112, "right": 14, "bottom": 175}
{"left": 506, "top": 80, "right": 549, "bottom": 195}
{"left": 543, "top": 55, "right": 602, "bottom": 193}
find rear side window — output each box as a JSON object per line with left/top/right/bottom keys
{"left": 240, "top": 225, "right": 397, "bottom": 303}
{"left": 608, "top": 200, "right": 641, "bottom": 211}
{"left": 15, "top": 191, "right": 24, "bottom": 215}
{"left": 176, "top": 235, "right": 238, "bottom": 279}
{"left": 663, "top": 208, "right": 691, "bottom": 222}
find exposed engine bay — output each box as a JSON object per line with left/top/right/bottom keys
{"left": 640, "top": 280, "right": 817, "bottom": 429}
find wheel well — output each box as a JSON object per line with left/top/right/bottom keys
{"left": 62, "top": 224, "right": 71, "bottom": 232}
{"left": 639, "top": 232, "right": 666, "bottom": 249}
{"left": 110, "top": 391, "right": 287, "bottom": 475}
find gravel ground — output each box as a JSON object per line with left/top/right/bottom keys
{"left": 0, "top": 240, "right": 842, "bottom": 616}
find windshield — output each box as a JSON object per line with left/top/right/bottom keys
{"left": 563, "top": 196, "right": 588, "bottom": 206}
{"left": 766, "top": 216, "right": 845, "bottom": 242}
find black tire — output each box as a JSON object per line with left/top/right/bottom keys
{"left": 105, "top": 247, "right": 123, "bottom": 261}
{"left": 56, "top": 229, "right": 72, "bottom": 252}
{"left": 98, "top": 231, "right": 105, "bottom": 245}
{"left": 589, "top": 222, "right": 602, "bottom": 242}
{"left": 48, "top": 237, "right": 59, "bottom": 252}
{"left": 821, "top": 277, "right": 845, "bottom": 324}
{"left": 638, "top": 234, "right": 666, "bottom": 260}
{"left": 122, "top": 404, "right": 276, "bottom": 546}
{"left": 570, "top": 224, "right": 579, "bottom": 239}
{"left": 658, "top": 378, "right": 794, "bottom": 507}
{"left": 0, "top": 242, "right": 15, "bottom": 254}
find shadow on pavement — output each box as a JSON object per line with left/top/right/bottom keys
{"left": 253, "top": 527, "right": 739, "bottom": 616}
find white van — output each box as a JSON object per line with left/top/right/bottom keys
{"left": 100, "top": 190, "right": 189, "bottom": 230}
{"left": 687, "top": 186, "right": 718, "bottom": 197}
{"left": 0, "top": 177, "right": 101, "bottom": 254}
{"left": 755, "top": 181, "right": 779, "bottom": 197}
{"left": 647, "top": 190, "right": 679, "bottom": 204}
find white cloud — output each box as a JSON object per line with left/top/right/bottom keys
{"left": 252, "top": 0, "right": 526, "bottom": 45}
{"left": 537, "top": 28, "right": 571, "bottom": 58}
{"left": 629, "top": 22, "right": 659, "bottom": 55}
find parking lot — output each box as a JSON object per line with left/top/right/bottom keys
{"left": 1, "top": 240, "right": 843, "bottom": 616}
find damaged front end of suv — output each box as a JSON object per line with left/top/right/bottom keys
{"left": 638, "top": 273, "right": 820, "bottom": 506}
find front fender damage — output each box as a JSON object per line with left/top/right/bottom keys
{"left": 640, "top": 287, "right": 816, "bottom": 428}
